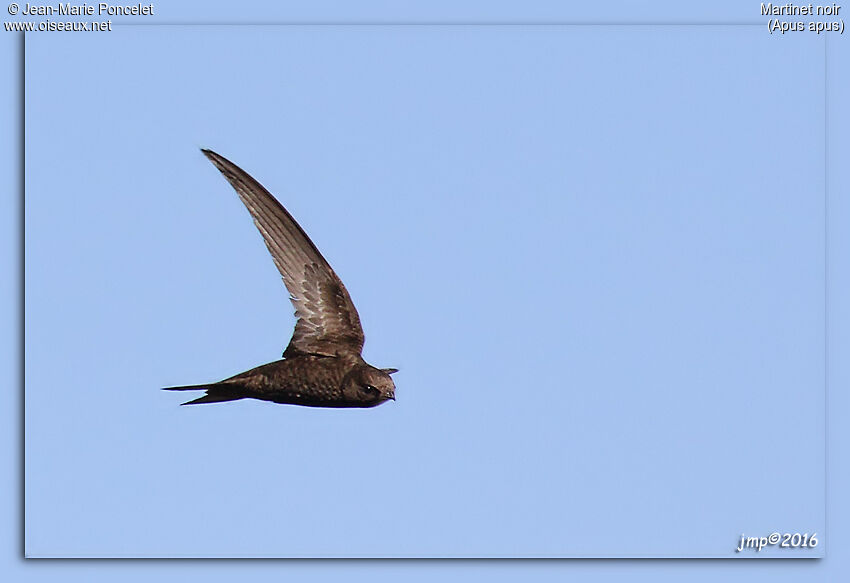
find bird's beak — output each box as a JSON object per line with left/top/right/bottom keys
{"left": 387, "top": 393, "right": 396, "bottom": 401}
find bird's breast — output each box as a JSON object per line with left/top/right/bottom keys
{"left": 258, "top": 356, "right": 356, "bottom": 406}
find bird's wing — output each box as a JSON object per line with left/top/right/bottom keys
{"left": 201, "top": 149, "right": 365, "bottom": 358}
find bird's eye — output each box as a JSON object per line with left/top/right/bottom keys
{"left": 363, "top": 384, "right": 378, "bottom": 395}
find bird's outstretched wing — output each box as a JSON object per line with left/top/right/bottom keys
{"left": 201, "top": 149, "right": 365, "bottom": 358}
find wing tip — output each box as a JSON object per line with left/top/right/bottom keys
{"left": 200, "top": 148, "right": 219, "bottom": 162}
{"left": 201, "top": 148, "right": 239, "bottom": 180}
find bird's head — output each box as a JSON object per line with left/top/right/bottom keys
{"left": 343, "top": 365, "right": 398, "bottom": 406}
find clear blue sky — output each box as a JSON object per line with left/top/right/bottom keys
{"left": 4, "top": 0, "right": 850, "bottom": 581}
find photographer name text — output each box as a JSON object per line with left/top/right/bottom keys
{"left": 18, "top": 2, "right": 152, "bottom": 16}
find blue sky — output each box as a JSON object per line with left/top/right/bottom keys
{"left": 4, "top": 0, "right": 850, "bottom": 581}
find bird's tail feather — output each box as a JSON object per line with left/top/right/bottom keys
{"left": 162, "top": 382, "right": 245, "bottom": 406}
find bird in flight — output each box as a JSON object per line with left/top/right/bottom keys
{"left": 164, "top": 149, "right": 397, "bottom": 408}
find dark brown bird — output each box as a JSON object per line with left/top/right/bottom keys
{"left": 164, "top": 149, "right": 397, "bottom": 407}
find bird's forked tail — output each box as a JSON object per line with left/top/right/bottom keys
{"left": 162, "top": 382, "right": 245, "bottom": 406}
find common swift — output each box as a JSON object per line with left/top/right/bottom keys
{"left": 164, "top": 149, "right": 397, "bottom": 407}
